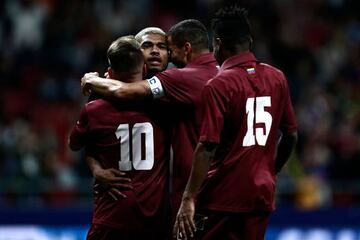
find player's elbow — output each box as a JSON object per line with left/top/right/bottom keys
{"left": 285, "top": 131, "right": 298, "bottom": 146}
{"left": 280, "top": 131, "right": 298, "bottom": 156}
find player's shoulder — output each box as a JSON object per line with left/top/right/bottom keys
{"left": 204, "top": 73, "right": 229, "bottom": 93}
{"left": 207, "top": 66, "right": 239, "bottom": 84}
{"left": 85, "top": 99, "right": 110, "bottom": 111}
{"left": 86, "top": 98, "right": 106, "bottom": 106}
{"left": 259, "top": 63, "right": 286, "bottom": 78}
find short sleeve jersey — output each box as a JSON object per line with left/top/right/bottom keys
{"left": 70, "top": 99, "right": 171, "bottom": 231}
{"left": 147, "top": 53, "right": 219, "bottom": 211}
{"left": 198, "top": 52, "right": 297, "bottom": 212}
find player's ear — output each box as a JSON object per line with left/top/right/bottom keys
{"left": 184, "top": 42, "right": 192, "bottom": 55}
{"left": 214, "top": 37, "right": 221, "bottom": 48}
{"left": 108, "top": 67, "right": 114, "bottom": 79}
{"left": 249, "top": 36, "right": 253, "bottom": 50}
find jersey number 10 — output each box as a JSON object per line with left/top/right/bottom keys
{"left": 115, "top": 122, "right": 154, "bottom": 171}
{"left": 243, "top": 96, "right": 273, "bottom": 146}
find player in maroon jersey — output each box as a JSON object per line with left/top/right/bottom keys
{"left": 174, "top": 6, "right": 298, "bottom": 240}
{"left": 69, "top": 36, "right": 172, "bottom": 240}
{"left": 80, "top": 19, "right": 219, "bottom": 223}
{"left": 84, "top": 27, "right": 170, "bottom": 201}
{"left": 136, "top": 27, "right": 169, "bottom": 79}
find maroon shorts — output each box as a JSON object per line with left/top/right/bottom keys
{"left": 194, "top": 210, "right": 270, "bottom": 240}
{"left": 86, "top": 223, "right": 168, "bottom": 240}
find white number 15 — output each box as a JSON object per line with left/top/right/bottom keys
{"left": 243, "top": 96, "right": 272, "bottom": 146}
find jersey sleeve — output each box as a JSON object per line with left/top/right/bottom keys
{"left": 69, "top": 106, "right": 90, "bottom": 150}
{"left": 279, "top": 81, "right": 297, "bottom": 134}
{"left": 148, "top": 69, "right": 194, "bottom": 105}
{"left": 199, "top": 82, "right": 227, "bottom": 144}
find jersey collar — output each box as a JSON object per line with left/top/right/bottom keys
{"left": 187, "top": 52, "right": 217, "bottom": 67}
{"left": 220, "top": 52, "right": 258, "bottom": 71}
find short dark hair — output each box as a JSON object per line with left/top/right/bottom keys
{"left": 168, "top": 19, "right": 209, "bottom": 51}
{"left": 211, "top": 5, "right": 252, "bottom": 50}
{"left": 107, "top": 35, "right": 144, "bottom": 74}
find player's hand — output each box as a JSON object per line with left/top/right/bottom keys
{"left": 81, "top": 72, "right": 99, "bottom": 96}
{"left": 93, "top": 168, "right": 133, "bottom": 200}
{"left": 173, "top": 197, "right": 196, "bottom": 240}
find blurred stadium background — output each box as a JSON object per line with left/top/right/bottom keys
{"left": 0, "top": 0, "right": 359, "bottom": 239}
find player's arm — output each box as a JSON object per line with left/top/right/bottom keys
{"left": 69, "top": 120, "right": 85, "bottom": 151}
{"left": 81, "top": 72, "right": 153, "bottom": 101}
{"left": 275, "top": 78, "right": 298, "bottom": 173}
{"left": 69, "top": 107, "right": 88, "bottom": 151}
{"left": 86, "top": 156, "right": 133, "bottom": 200}
{"left": 173, "top": 142, "right": 217, "bottom": 239}
{"left": 275, "top": 131, "right": 297, "bottom": 173}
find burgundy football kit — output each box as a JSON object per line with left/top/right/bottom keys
{"left": 70, "top": 99, "right": 172, "bottom": 239}
{"left": 147, "top": 52, "right": 219, "bottom": 221}
{"left": 196, "top": 52, "right": 297, "bottom": 239}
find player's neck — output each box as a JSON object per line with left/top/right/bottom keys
{"left": 119, "top": 72, "right": 143, "bottom": 83}
{"left": 234, "top": 42, "right": 250, "bottom": 54}
{"left": 189, "top": 49, "right": 210, "bottom": 62}
{"left": 145, "top": 69, "right": 161, "bottom": 79}
{"left": 116, "top": 72, "right": 144, "bottom": 83}
{"left": 223, "top": 44, "right": 250, "bottom": 60}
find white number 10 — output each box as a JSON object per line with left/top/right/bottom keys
{"left": 115, "top": 122, "right": 154, "bottom": 171}
{"left": 243, "top": 96, "right": 272, "bottom": 146}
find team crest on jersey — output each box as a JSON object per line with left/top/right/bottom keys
{"left": 247, "top": 68, "right": 256, "bottom": 74}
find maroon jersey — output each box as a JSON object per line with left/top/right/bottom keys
{"left": 198, "top": 52, "right": 297, "bottom": 212}
{"left": 147, "top": 53, "right": 218, "bottom": 213}
{"left": 70, "top": 99, "right": 171, "bottom": 231}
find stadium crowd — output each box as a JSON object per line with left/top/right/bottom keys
{"left": 0, "top": 0, "right": 359, "bottom": 210}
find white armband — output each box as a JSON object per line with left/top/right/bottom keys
{"left": 147, "top": 76, "right": 164, "bottom": 99}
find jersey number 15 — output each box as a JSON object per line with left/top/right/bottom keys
{"left": 115, "top": 122, "right": 154, "bottom": 171}
{"left": 243, "top": 96, "right": 273, "bottom": 146}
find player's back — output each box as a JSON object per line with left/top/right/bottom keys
{"left": 221, "top": 62, "right": 291, "bottom": 167}
{"left": 83, "top": 99, "right": 172, "bottom": 231}
{"left": 199, "top": 53, "right": 296, "bottom": 212}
